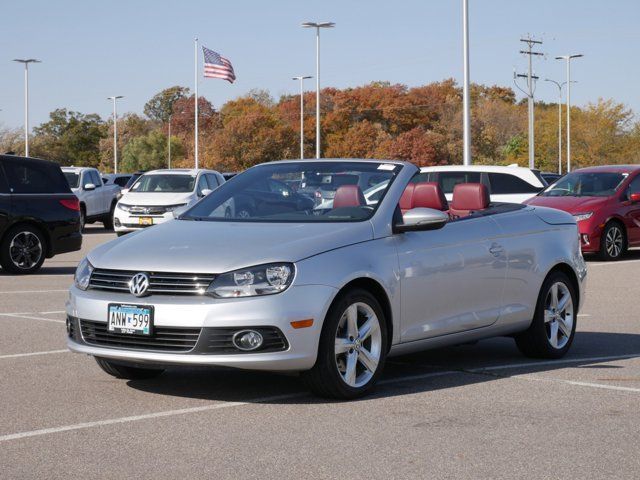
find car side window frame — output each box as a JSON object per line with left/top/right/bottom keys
{"left": 196, "top": 174, "right": 209, "bottom": 195}
{"left": 0, "top": 161, "right": 9, "bottom": 194}
{"left": 625, "top": 174, "right": 640, "bottom": 200}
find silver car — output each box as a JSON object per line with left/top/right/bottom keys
{"left": 67, "top": 159, "right": 587, "bottom": 399}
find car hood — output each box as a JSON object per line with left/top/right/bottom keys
{"left": 525, "top": 195, "right": 609, "bottom": 214}
{"left": 119, "top": 192, "right": 194, "bottom": 206}
{"left": 88, "top": 220, "right": 374, "bottom": 273}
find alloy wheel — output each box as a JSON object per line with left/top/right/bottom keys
{"left": 334, "top": 302, "right": 382, "bottom": 388}
{"left": 9, "top": 232, "right": 43, "bottom": 270}
{"left": 605, "top": 226, "right": 623, "bottom": 258}
{"left": 544, "top": 281, "right": 574, "bottom": 349}
{"left": 237, "top": 209, "right": 251, "bottom": 218}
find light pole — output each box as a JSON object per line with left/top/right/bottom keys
{"left": 555, "top": 54, "right": 583, "bottom": 173}
{"left": 544, "top": 79, "right": 565, "bottom": 175}
{"left": 13, "top": 59, "right": 41, "bottom": 157}
{"left": 462, "top": 0, "right": 471, "bottom": 165}
{"left": 168, "top": 114, "right": 172, "bottom": 169}
{"left": 107, "top": 96, "right": 124, "bottom": 173}
{"left": 302, "top": 21, "right": 334, "bottom": 159}
{"left": 292, "top": 75, "right": 312, "bottom": 159}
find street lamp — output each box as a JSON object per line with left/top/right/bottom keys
{"left": 555, "top": 54, "right": 583, "bottom": 173}
{"left": 544, "top": 79, "right": 565, "bottom": 176}
{"left": 13, "top": 59, "right": 41, "bottom": 157}
{"left": 462, "top": 0, "right": 471, "bottom": 165}
{"left": 292, "top": 75, "right": 312, "bottom": 159}
{"left": 301, "top": 21, "right": 335, "bottom": 159}
{"left": 107, "top": 96, "right": 124, "bottom": 173}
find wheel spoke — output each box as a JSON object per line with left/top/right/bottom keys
{"left": 335, "top": 337, "right": 352, "bottom": 355}
{"left": 344, "top": 351, "right": 357, "bottom": 385}
{"left": 557, "top": 317, "right": 572, "bottom": 338}
{"left": 550, "top": 283, "right": 559, "bottom": 309}
{"left": 544, "top": 309, "right": 554, "bottom": 323}
{"left": 358, "top": 316, "right": 378, "bottom": 341}
{"left": 549, "top": 321, "right": 559, "bottom": 348}
{"left": 557, "top": 293, "right": 570, "bottom": 314}
{"left": 358, "top": 347, "right": 378, "bottom": 373}
{"left": 346, "top": 304, "right": 359, "bottom": 338}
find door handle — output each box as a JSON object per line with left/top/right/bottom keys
{"left": 489, "top": 244, "right": 504, "bottom": 256}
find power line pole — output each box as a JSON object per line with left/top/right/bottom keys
{"left": 462, "top": 0, "right": 471, "bottom": 165}
{"left": 513, "top": 36, "right": 543, "bottom": 170}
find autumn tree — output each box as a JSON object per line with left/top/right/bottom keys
{"left": 144, "top": 86, "right": 190, "bottom": 123}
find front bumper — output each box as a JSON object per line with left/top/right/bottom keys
{"left": 113, "top": 208, "right": 174, "bottom": 233}
{"left": 577, "top": 219, "right": 604, "bottom": 253}
{"left": 66, "top": 284, "right": 337, "bottom": 371}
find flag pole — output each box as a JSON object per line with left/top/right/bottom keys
{"left": 194, "top": 37, "right": 199, "bottom": 169}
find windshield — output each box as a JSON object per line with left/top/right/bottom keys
{"left": 541, "top": 172, "right": 627, "bottom": 197}
{"left": 130, "top": 174, "right": 196, "bottom": 193}
{"left": 64, "top": 172, "right": 80, "bottom": 189}
{"left": 183, "top": 161, "right": 400, "bottom": 222}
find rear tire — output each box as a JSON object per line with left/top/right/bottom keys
{"left": 515, "top": 271, "right": 577, "bottom": 359}
{"left": 599, "top": 221, "right": 626, "bottom": 261}
{"left": 103, "top": 202, "right": 116, "bottom": 230}
{"left": 302, "top": 288, "right": 387, "bottom": 399}
{"left": 95, "top": 357, "right": 165, "bottom": 380}
{"left": 0, "top": 225, "right": 47, "bottom": 274}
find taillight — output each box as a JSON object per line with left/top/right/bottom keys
{"left": 59, "top": 198, "right": 80, "bottom": 211}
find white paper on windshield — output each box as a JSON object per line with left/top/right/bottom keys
{"left": 377, "top": 164, "right": 396, "bottom": 171}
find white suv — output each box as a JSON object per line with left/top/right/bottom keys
{"left": 114, "top": 169, "right": 226, "bottom": 236}
{"left": 418, "top": 165, "right": 547, "bottom": 203}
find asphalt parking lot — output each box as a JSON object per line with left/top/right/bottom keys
{"left": 1, "top": 226, "right": 639, "bottom": 479}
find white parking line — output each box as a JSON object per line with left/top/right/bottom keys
{"left": 469, "top": 353, "right": 640, "bottom": 373}
{"left": 588, "top": 259, "right": 640, "bottom": 267}
{"left": 518, "top": 375, "right": 640, "bottom": 393}
{"left": 0, "top": 311, "right": 65, "bottom": 316}
{"left": 0, "top": 289, "right": 67, "bottom": 294}
{"left": 0, "top": 349, "right": 68, "bottom": 360}
{"left": 0, "top": 313, "right": 65, "bottom": 324}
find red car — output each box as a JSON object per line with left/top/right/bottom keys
{"left": 525, "top": 165, "right": 640, "bottom": 260}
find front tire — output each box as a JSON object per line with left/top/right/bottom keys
{"left": 0, "top": 225, "right": 47, "bottom": 274}
{"left": 95, "top": 357, "right": 165, "bottom": 380}
{"left": 103, "top": 202, "right": 116, "bottom": 230}
{"left": 515, "top": 271, "right": 577, "bottom": 359}
{"left": 302, "top": 289, "right": 387, "bottom": 399}
{"left": 599, "top": 222, "right": 626, "bottom": 261}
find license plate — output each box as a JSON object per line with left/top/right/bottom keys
{"left": 107, "top": 304, "right": 153, "bottom": 335}
{"left": 138, "top": 217, "right": 153, "bottom": 226}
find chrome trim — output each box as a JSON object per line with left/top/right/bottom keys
{"left": 89, "top": 268, "right": 216, "bottom": 295}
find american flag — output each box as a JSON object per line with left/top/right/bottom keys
{"left": 202, "top": 47, "right": 236, "bottom": 83}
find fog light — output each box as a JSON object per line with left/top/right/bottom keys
{"left": 581, "top": 234, "right": 590, "bottom": 245}
{"left": 114, "top": 217, "right": 121, "bottom": 227}
{"left": 232, "top": 330, "right": 263, "bottom": 351}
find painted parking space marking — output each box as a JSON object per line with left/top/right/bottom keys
{"left": 587, "top": 259, "right": 640, "bottom": 267}
{"left": 517, "top": 375, "right": 640, "bottom": 393}
{"left": 0, "top": 289, "right": 67, "bottom": 294}
{"left": 0, "top": 313, "right": 65, "bottom": 324}
{"left": 0, "top": 349, "right": 68, "bottom": 360}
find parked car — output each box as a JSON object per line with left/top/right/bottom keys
{"left": 222, "top": 172, "right": 238, "bottom": 181}
{"left": 233, "top": 177, "right": 314, "bottom": 218}
{"left": 297, "top": 168, "right": 391, "bottom": 205}
{"left": 62, "top": 167, "right": 120, "bottom": 229}
{"left": 67, "top": 159, "right": 586, "bottom": 399}
{"left": 114, "top": 169, "right": 226, "bottom": 236}
{"left": 541, "top": 172, "right": 563, "bottom": 185}
{"left": 418, "top": 165, "right": 547, "bottom": 203}
{"left": 103, "top": 173, "right": 132, "bottom": 188}
{"left": 525, "top": 165, "right": 640, "bottom": 260}
{"left": 0, "top": 155, "right": 82, "bottom": 274}
{"left": 119, "top": 171, "right": 146, "bottom": 197}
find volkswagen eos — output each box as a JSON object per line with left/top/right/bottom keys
{"left": 67, "top": 159, "right": 586, "bottom": 399}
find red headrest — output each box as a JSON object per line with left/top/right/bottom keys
{"left": 450, "top": 183, "right": 490, "bottom": 212}
{"left": 411, "top": 182, "right": 448, "bottom": 211}
{"left": 399, "top": 184, "right": 415, "bottom": 212}
{"left": 333, "top": 185, "right": 366, "bottom": 208}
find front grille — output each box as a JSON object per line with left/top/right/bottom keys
{"left": 80, "top": 319, "right": 201, "bottom": 352}
{"left": 89, "top": 268, "right": 215, "bottom": 295}
{"left": 123, "top": 205, "right": 171, "bottom": 215}
{"left": 198, "top": 327, "right": 289, "bottom": 354}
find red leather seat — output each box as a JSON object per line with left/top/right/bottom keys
{"left": 449, "top": 183, "right": 490, "bottom": 218}
{"left": 399, "top": 184, "right": 415, "bottom": 214}
{"left": 333, "top": 185, "right": 366, "bottom": 208}
{"left": 411, "top": 182, "right": 449, "bottom": 211}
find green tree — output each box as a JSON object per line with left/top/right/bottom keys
{"left": 143, "top": 86, "right": 190, "bottom": 123}
{"left": 121, "top": 130, "right": 184, "bottom": 171}
{"left": 31, "top": 109, "right": 107, "bottom": 166}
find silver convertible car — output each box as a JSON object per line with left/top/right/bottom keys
{"left": 67, "top": 159, "right": 587, "bottom": 399}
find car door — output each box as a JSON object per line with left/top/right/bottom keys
{"left": 396, "top": 214, "right": 507, "bottom": 342}
{"left": 90, "top": 170, "right": 107, "bottom": 214}
{"left": 623, "top": 174, "right": 640, "bottom": 245}
{"left": 80, "top": 171, "right": 97, "bottom": 216}
{"left": 0, "top": 161, "right": 10, "bottom": 235}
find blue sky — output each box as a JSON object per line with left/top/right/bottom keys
{"left": 1, "top": 0, "right": 638, "bottom": 129}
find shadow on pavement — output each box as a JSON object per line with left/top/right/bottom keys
{"left": 585, "top": 248, "right": 640, "bottom": 263}
{"left": 126, "top": 331, "right": 640, "bottom": 405}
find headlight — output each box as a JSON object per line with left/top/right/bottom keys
{"left": 165, "top": 203, "right": 187, "bottom": 212}
{"left": 74, "top": 257, "right": 93, "bottom": 290}
{"left": 573, "top": 212, "right": 593, "bottom": 222}
{"left": 207, "top": 263, "right": 294, "bottom": 298}
{"left": 117, "top": 203, "right": 132, "bottom": 212}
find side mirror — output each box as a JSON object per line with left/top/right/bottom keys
{"left": 84, "top": 183, "right": 96, "bottom": 191}
{"left": 200, "top": 188, "right": 213, "bottom": 197}
{"left": 630, "top": 192, "right": 640, "bottom": 203}
{"left": 394, "top": 208, "right": 449, "bottom": 233}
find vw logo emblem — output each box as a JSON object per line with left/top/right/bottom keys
{"left": 129, "top": 272, "right": 150, "bottom": 297}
